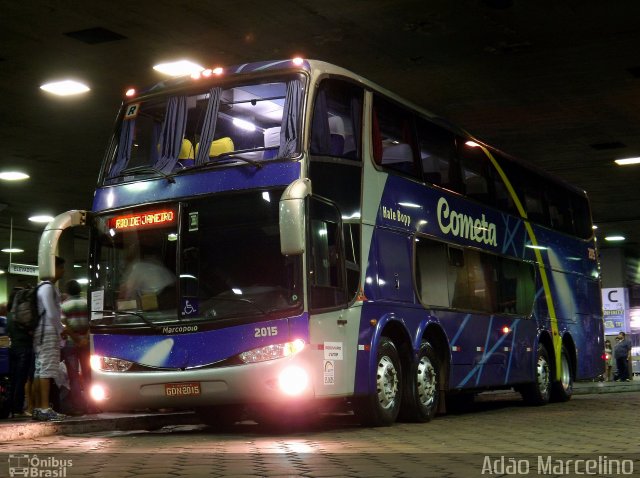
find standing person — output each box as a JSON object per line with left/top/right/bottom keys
{"left": 61, "top": 280, "right": 90, "bottom": 415}
{"left": 0, "top": 303, "right": 6, "bottom": 334}
{"left": 0, "top": 302, "right": 9, "bottom": 419}
{"left": 614, "top": 331, "right": 632, "bottom": 382}
{"left": 32, "top": 256, "right": 67, "bottom": 421}
{"left": 604, "top": 340, "right": 614, "bottom": 382}
{"left": 6, "top": 288, "right": 35, "bottom": 418}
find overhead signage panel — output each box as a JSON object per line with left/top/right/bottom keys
{"left": 9, "top": 263, "right": 39, "bottom": 276}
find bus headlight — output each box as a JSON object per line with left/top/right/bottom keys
{"left": 239, "top": 339, "right": 305, "bottom": 363}
{"left": 90, "top": 354, "right": 134, "bottom": 372}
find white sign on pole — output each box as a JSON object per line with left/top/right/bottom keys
{"left": 9, "top": 263, "right": 39, "bottom": 276}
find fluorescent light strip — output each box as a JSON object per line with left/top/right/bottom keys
{"left": 614, "top": 157, "right": 640, "bottom": 166}
{"left": 40, "top": 80, "right": 90, "bottom": 96}
{"left": 0, "top": 172, "right": 29, "bottom": 181}
{"left": 153, "top": 60, "right": 204, "bottom": 77}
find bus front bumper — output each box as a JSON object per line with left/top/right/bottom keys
{"left": 89, "top": 354, "right": 314, "bottom": 411}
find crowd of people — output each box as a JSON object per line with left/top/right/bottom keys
{"left": 0, "top": 256, "right": 94, "bottom": 422}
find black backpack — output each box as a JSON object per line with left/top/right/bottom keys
{"left": 11, "top": 281, "right": 50, "bottom": 336}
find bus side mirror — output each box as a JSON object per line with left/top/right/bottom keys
{"left": 279, "top": 179, "right": 311, "bottom": 255}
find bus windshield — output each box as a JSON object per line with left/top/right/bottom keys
{"left": 104, "top": 74, "right": 305, "bottom": 182}
{"left": 90, "top": 189, "right": 302, "bottom": 326}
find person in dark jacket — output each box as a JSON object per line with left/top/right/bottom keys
{"left": 7, "top": 287, "right": 34, "bottom": 418}
{"left": 613, "top": 331, "right": 632, "bottom": 382}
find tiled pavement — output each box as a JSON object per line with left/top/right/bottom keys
{"left": 0, "top": 380, "right": 638, "bottom": 477}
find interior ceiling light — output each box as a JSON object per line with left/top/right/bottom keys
{"left": 2, "top": 248, "right": 24, "bottom": 253}
{"left": 29, "top": 215, "right": 55, "bottom": 223}
{"left": 153, "top": 60, "right": 204, "bottom": 77}
{"left": 604, "top": 235, "right": 625, "bottom": 242}
{"left": 0, "top": 171, "right": 29, "bottom": 181}
{"left": 40, "top": 80, "right": 90, "bottom": 96}
{"left": 614, "top": 157, "right": 640, "bottom": 166}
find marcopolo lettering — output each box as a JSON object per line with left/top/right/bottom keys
{"left": 162, "top": 325, "right": 198, "bottom": 334}
{"left": 437, "top": 197, "right": 497, "bottom": 246}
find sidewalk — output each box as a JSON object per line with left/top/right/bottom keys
{"left": 0, "top": 410, "right": 201, "bottom": 444}
{"left": 1, "top": 379, "right": 638, "bottom": 443}
{"left": 573, "top": 376, "right": 640, "bottom": 394}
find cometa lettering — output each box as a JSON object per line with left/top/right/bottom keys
{"left": 437, "top": 197, "right": 497, "bottom": 247}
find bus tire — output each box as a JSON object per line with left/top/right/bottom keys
{"left": 354, "top": 337, "right": 402, "bottom": 427}
{"left": 196, "top": 404, "right": 243, "bottom": 431}
{"left": 550, "top": 345, "right": 573, "bottom": 402}
{"left": 520, "top": 344, "right": 551, "bottom": 406}
{"left": 399, "top": 341, "right": 439, "bottom": 422}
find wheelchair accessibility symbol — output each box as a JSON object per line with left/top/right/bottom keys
{"left": 181, "top": 298, "right": 199, "bottom": 316}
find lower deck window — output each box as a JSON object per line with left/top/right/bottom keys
{"left": 415, "top": 237, "right": 535, "bottom": 315}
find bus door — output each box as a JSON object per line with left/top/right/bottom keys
{"left": 306, "top": 197, "right": 362, "bottom": 397}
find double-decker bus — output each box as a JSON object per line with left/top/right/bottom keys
{"left": 39, "top": 58, "right": 604, "bottom": 427}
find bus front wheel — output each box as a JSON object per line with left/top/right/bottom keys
{"left": 354, "top": 337, "right": 402, "bottom": 427}
{"left": 399, "top": 341, "right": 439, "bottom": 422}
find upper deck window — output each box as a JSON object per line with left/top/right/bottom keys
{"left": 310, "top": 79, "right": 363, "bottom": 160}
{"left": 105, "top": 75, "right": 305, "bottom": 182}
{"left": 372, "top": 95, "right": 420, "bottom": 179}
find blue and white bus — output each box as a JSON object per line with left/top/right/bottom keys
{"left": 40, "top": 58, "right": 604, "bottom": 427}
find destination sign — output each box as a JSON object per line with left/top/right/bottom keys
{"left": 109, "top": 210, "right": 175, "bottom": 230}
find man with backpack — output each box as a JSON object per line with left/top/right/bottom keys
{"left": 7, "top": 287, "right": 34, "bottom": 418}
{"left": 32, "top": 256, "right": 67, "bottom": 421}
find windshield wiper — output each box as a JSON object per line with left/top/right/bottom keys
{"left": 210, "top": 153, "right": 263, "bottom": 168}
{"left": 187, "top": 149, "right": 271, "bottom": 172}
{"left": 109, "top": 166, "right": 176, "bottom": 184}
{"left": 91, "top": 310, "right": 161, "bottom": 330}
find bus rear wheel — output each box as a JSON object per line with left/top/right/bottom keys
{"left": 520, "top": 344, "right": 551, "bottom": 406}
{"left": 354, "top": 337, "right": 402, "bottom": 427}
{"left": 399, "top": 341, "right": 439, "bottom": 422}
{"left": 550, "top": 345, "right": 573, "bottom": 402}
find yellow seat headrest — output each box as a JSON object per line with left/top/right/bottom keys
{"left": 178, "top": 139, "right": 194, "bottom": 160}
{"left": 195, "top": 137, "right": 235, "bottom": 158}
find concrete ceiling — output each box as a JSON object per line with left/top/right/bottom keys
{"left": 2, "top": 0, "right": 640, "bottom": 272}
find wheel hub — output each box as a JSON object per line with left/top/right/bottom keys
{"left": 376, "top": 356, "right": 398, "bottom": 410}
{"left": 416, "top": 356, "right": 436, "bottom": 407}
{"left": 537, "top": 356, "right": 550, "bottom": 397}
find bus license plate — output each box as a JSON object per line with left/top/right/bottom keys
{"left": 164, "top": 382, "right": 201, "bottom": 397}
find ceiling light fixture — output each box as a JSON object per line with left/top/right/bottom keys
{"left": 29, "top": 215, "right": 54, "bottom": 223}
{"left": 40, "top": 80, "right": 90, "bottom": 96}
{"left": 153, "top": 60, "right": 204, "bottom": 77}
{"left": 1, "top": 248, "right": 24, "bottom": 253}
{"left": 614, "top": 157, "right": 640, "bottom": 166}
{"left": 604, "top": 235, "right": 625, "bottom": 242}
{"left": 0, "top": 171, "right": 29, "bottom": 181}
